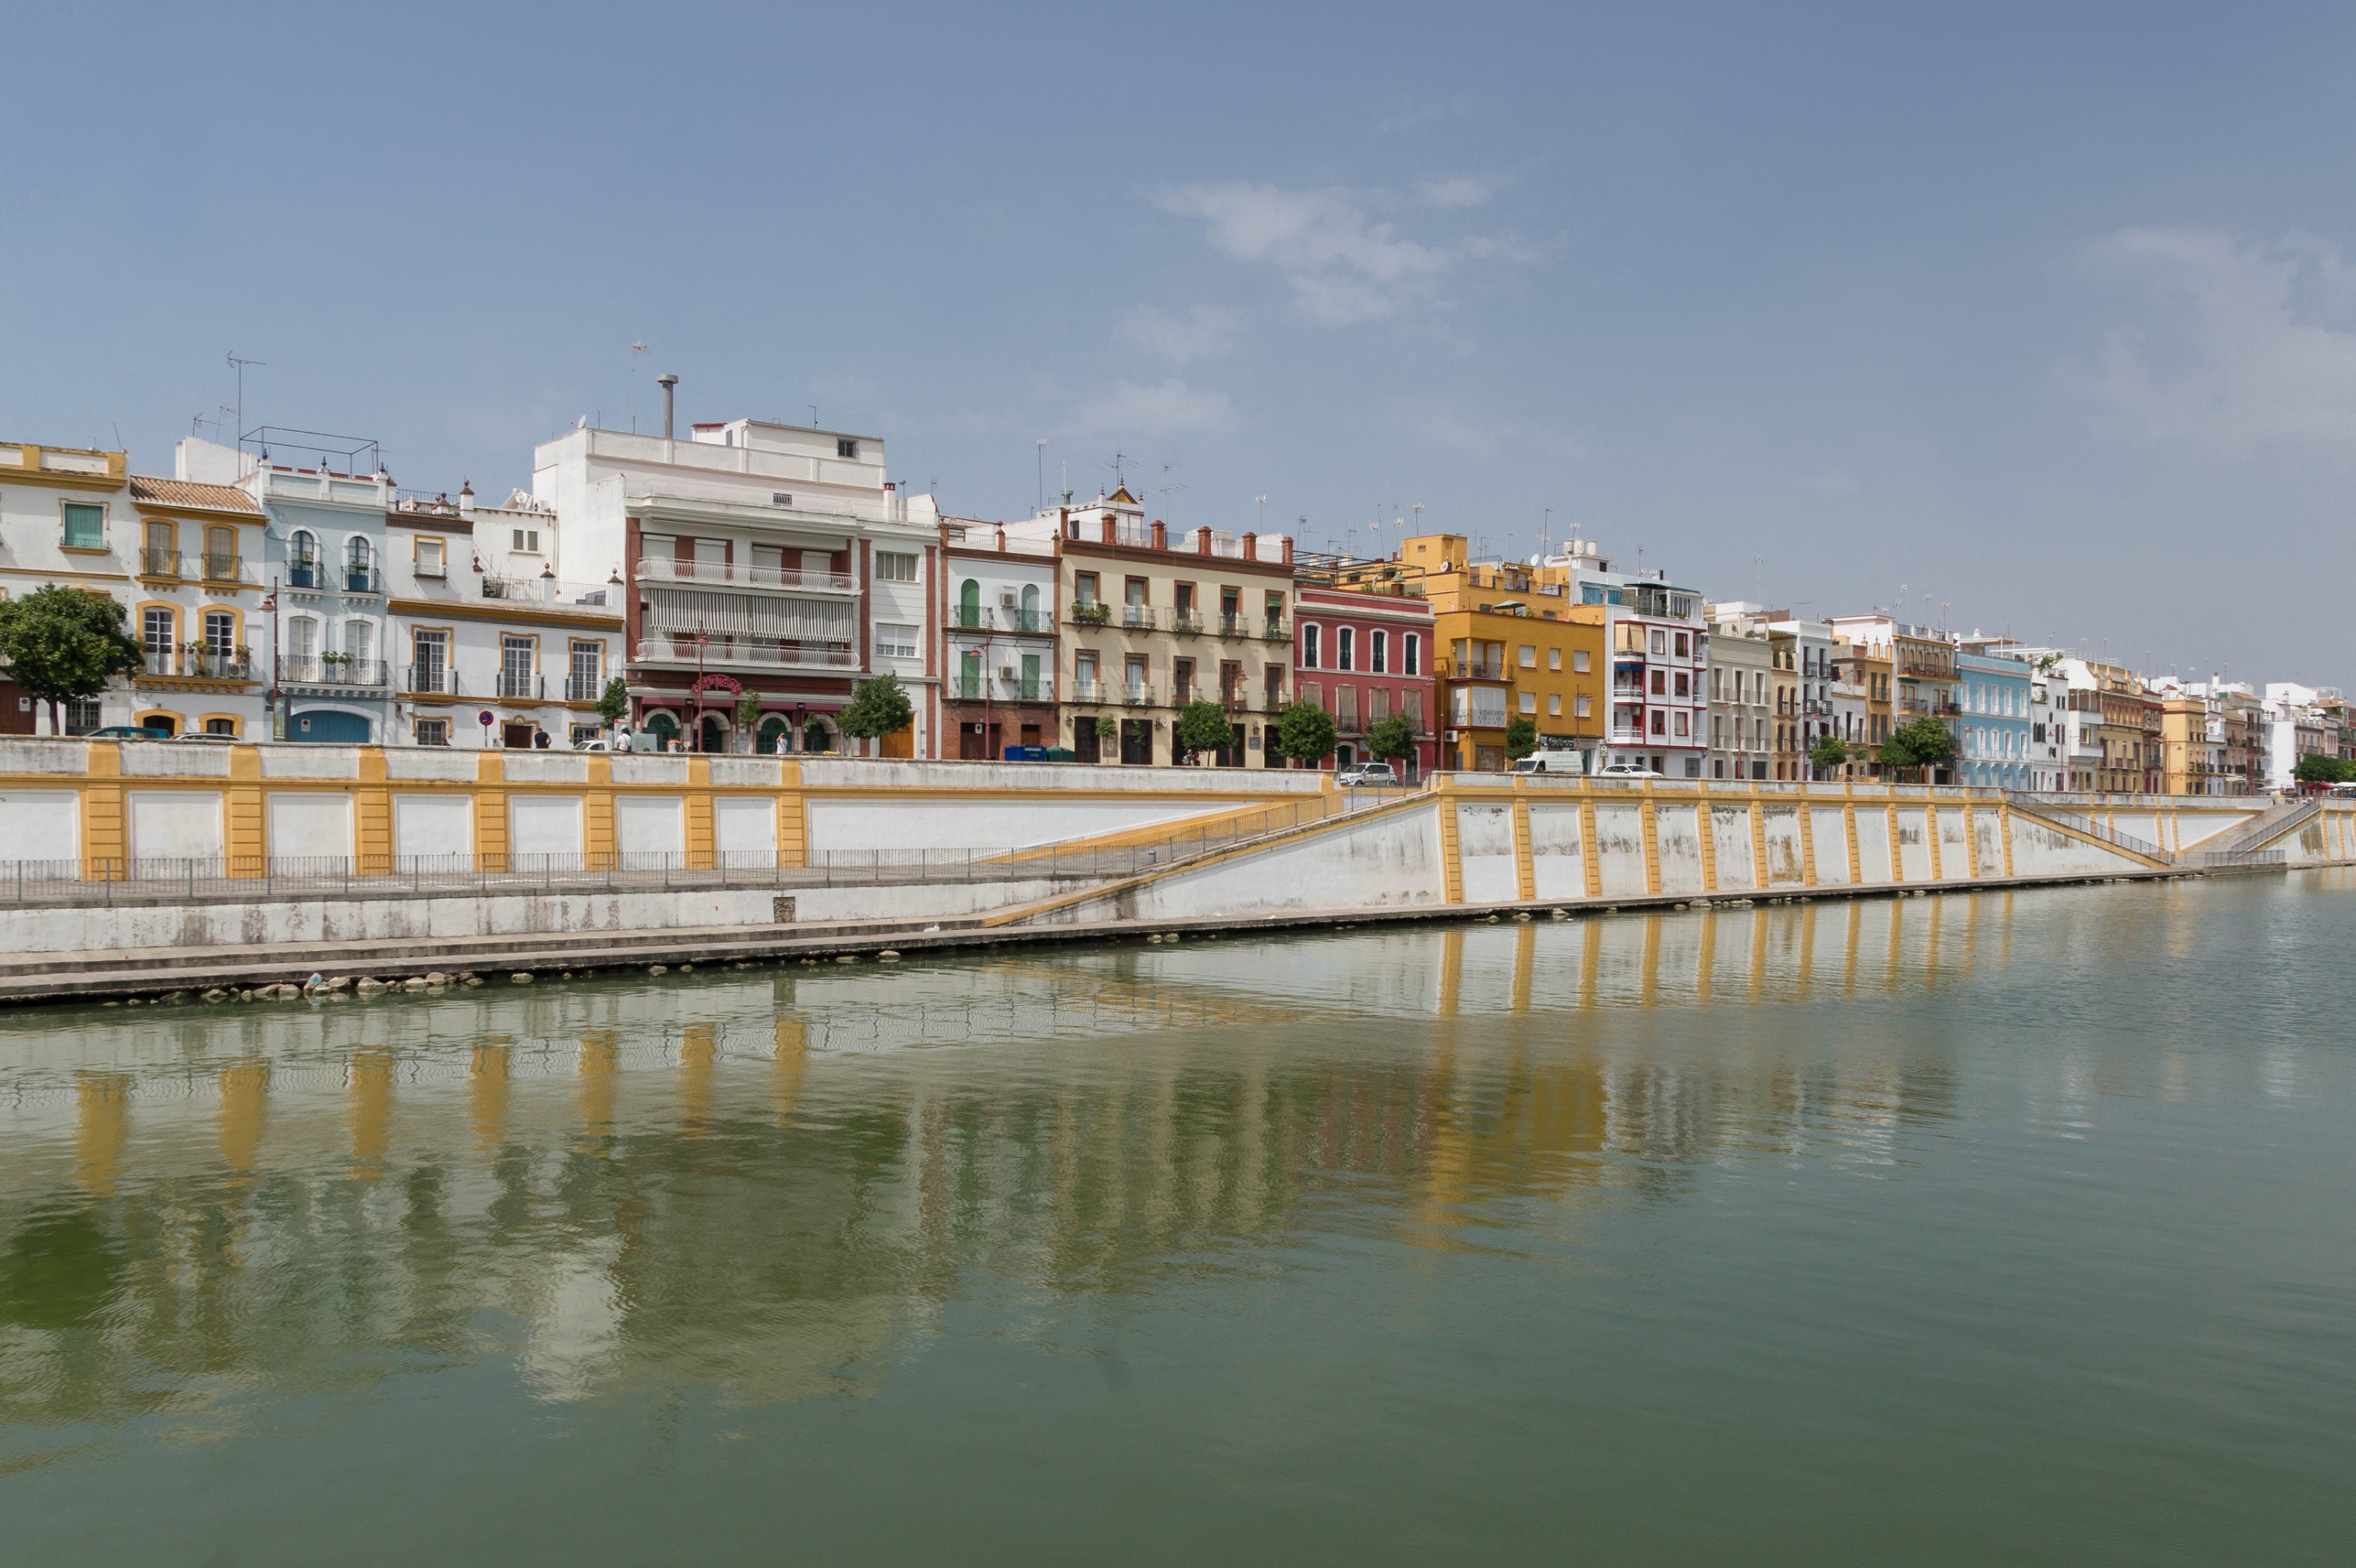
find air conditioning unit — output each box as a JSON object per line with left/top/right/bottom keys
{"left": 999, "top": 666, "right": 1018, "bottom": 681}
{"left": 999, "top": 591, "right": 1019, "bottom": 609}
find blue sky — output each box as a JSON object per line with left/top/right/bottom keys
{"left": 7, "top": 2, "right": 2356, "bottom": 682}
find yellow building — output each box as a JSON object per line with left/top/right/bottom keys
{"left": 1332, "top": 535, "right": 1606, "bottom": 771}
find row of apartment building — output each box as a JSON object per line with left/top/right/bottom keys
{"left": 6, "top": 392, "right": 2347, "bottom": 791}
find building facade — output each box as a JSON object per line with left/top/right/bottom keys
{"left": 1704, "top": 615, "right": 1774, "bottom": 780}
{"left": 1291, "top": 581, "right": 1438, "bottom": 777}
{"left": 1954, "top": 649, "right": 2035, "bottom": 790}
{"left": 939, "top": 518, "right": 1059, "bottom": 759}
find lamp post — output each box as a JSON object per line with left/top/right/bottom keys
{"left": 693, "top": 622, "right": 708, "bottom": 751}
{"left": 262, "top": 578, "right": 281, "bottom": 740}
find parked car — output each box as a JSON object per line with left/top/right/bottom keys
{"left": 85, "top": 725, "right": 170, "bottom": 739}
{"left": 1509, "top": 752, "right": 1585, "bottom": 775}
{"left": 573, "top": 736, "right": 614, "bottom": 752}
{"left": 1593, "top": 762, "right": 1664, "bottom": 778}
{"left": 1336, "top": 761, "right": 1399, "bottom": 788}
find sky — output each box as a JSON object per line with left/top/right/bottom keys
{"left": 6, "top": 2, "right": 2355, "bottom": 685}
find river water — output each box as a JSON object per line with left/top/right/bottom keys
{"left": 2, "top": 874, "right": 2351, "bottom": 1564}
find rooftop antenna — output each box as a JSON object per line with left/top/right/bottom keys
{"left": 809, "top": 405, "right": 819, "bottom": 428}
{"left": 1036, "top": 439, "right": 1050, "bottom": 514}
{"left": 227, "top": 350, "right": 265, "bottom": 456}
{"left": 628, "top": 340, "right": 649, "bottom": 432}
{"left": 1256, "top": 494, "right": 1268, "bottom": 534}
{"left": 1158, "top": 464, "right": 1187, "bottom": 525}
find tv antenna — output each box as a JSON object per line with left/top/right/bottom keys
{"left": 1157, "top": 463, "right": 1187, "bottom": 524}
{"left": 629, "top": 341, "right": 649, "bottom": 431}
{"left": 227, "top": 351, "right": 265, "bottom": 453}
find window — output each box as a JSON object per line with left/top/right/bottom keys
{"left": 1075, "top": 571, "right": 1099, "bottom": 606}
{"left": 1650, "top": 629, "right": 1666, "bottom": 656}
{"left": 570, "top": 640, "right": 603, "bottom": 692}
{"left": 65, "top": 696, "right": 103, "bottom": 735}
{"left": 204, "top": 609, "right": 236, "bottom": 658}
{"left": 837, "top": 438, "right": 859, "bottom": 458}
{"left": 1404, "top": 690, "right": 1423, "bottom": 730}
{"left": 1651, "top": 710, "right": 1666, "bottom": 735}
{"left": 142, "top": 607, "right": 174, "bottom": 668}
{"left": 1650, "top": 669, "right": 1666, "bottom": 695}
{"left": 1549, "top": 694, "right": 1562, "bottom": 717}
{"left": 1302, "top": 624, "right": 1321, "bottom": 668}
{"left": 1675, "top": 632, "right": 1689, "bottom": 658}
{"left": 876, "top": 622, "right": 918, "bottom": 659}
{"left": 1404, "top": 633, "right": 1420, "bottom": 675}
{"left": 1548, "top": 648, "right": 1561, "bottom": 671}
{"left": 205, "top": 717, "right": 237, "bottom": 736}
{"left": 876, "top": 550, "right": 918, "bottom": 582}
{"left": 1520, "top": 691, "right": 1536, "bottom": 715}
{"left": 1575, "top": 695, "right": 1591, "bottom": 718}
{"left": 1337, "top": 685, "right": 1360, "bottom": 729}
{"left": 412, "top": 628, "right": 448, "bottom": 692}
{"left": 62, "top": 502, "right": 105, "bottom": 550}
{"left": 1519, "top": 644, "right": 1536, "bottom": 668}
{"left": 1674, "top": 672, "right": 1689, "bottom": 697}
{"left": 1302, "top": 679, "right": 1322, "bottom": 709}
{"left": 1369, "top": 688, "right": 1390, "bottom": 724}
{"left": 1675, "top": 712, "right": 1689, "bottom": 737}
{"left": 511, "top": 528, "right": 540, "bottom": 554}
{"left": 1372, "top": 630, "right": 1387, "bottom": 673}
{"left": 501, "top": 636, "right": 536, "bottom": 694}
{"left": 1572, "top": 649, "right": 1589, "bottom": 673}
{"left": 205, "top": 525, "right": 237, "bottom": 577}
{"left": 1337, "top": 627, "right": 1354, "bottom": 671}
{"left": 416, "top": 718, "right": 450, "bottom": 747}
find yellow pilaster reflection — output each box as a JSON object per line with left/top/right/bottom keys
{"left": 75, "top": 1071, "right": 131, "bottom": 1196}
{"left": 1842, "top": 901, "right": 1862, "bottom": 997}
{"left": 680, "top": 1022, "right": 718, "bottom": 1133}
{"left": 1639, "top": 915, "right": 1661, "bottom": 1009}
{"left": 1749, "top": 907, "right": 1768, "bottom": 1004}
{"left": 1695, "top": 910, "right": 1715, "bottom": 1004}
{"left": 578, "top": 1031, "right": 618, "bottom": 1141}
{"left": 349, "top": 1049, "right": 394, "bottom": 1179}
{"left": 470, "top": 1041, "right": 510, "bottom": 1151}
{"left": 1796, "top": 904, "right": 1817, "bottom": 1004}
{"left": 1437, "top": 928, "right": 1464, "bottom": 1018}
{"left": 774, "top": 1016, "right": 808, "bottom": 1123}
{"left": 1511, "top": 923, "right": 1535, "bottom": 1014}
{"left": 218, "top": 1059, "right": 268, "bottom": 1176}
{"left": 1579, "top": 919, "right": 1600, "bottom": 1009}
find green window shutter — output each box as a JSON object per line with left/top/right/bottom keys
{"left": 62, "top": 502, "right": 104, "bottom": 549}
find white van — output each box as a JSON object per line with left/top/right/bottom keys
{"left": 1509, "top": 752, "right": 1586, "bottom": 776}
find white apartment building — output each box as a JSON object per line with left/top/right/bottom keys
{"left": 1536, "top": 538, "right": 1709, "bottom": 776}
{"left": 532, "top": 390, "right": 938, "bottom": 755}
{"left": 1703, "top": 613, "right": 1774, "bottom": 780}
{"left": 940, "top": 516, "right": 1059, "bottom": 758}
{"left": 385, "top": 487, "right": 624, "bottom": 748}
{"left": 0, "top": 438, "right": 270, "bottom": 738}
{"left": 2259, "top": 682, "right": 2331, "bottom": 790}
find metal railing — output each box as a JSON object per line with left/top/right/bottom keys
{"left": 1122, "top": 604, "right": 1157, "bottom": 631}
{"left": 1122, "top": 684, "right": 1155, "bottom": 706}
{"left": 140, "top": 649, "right": 254, "bottom": 679}
{"left": 278, "top": 656, "right": 389, "bottom": 687}
{"left": 565, "top": 672, "right": 605, "bottom": 701}
{"left": 407, "top": 664, "right": 457, "bottom": 695}
{"left": 636, "top": 557, "right": 859, "bottom": 593}
{"left": 634, "top": 637, "right": 857, "bottom": 670}
{"left": 952, "top": 605, "right": 993, "bottom": 629}
{"left": 1261, "top": 618, "right": 1290, "bottom": 641}
{"left": 1068, "top": 678, "right": 1105, "bottom": 702}
{"left": 1171, "top": 611, "right": 1205, "bottom": 635}
{"left": 2003, "top": 793, "right": 2172, "bottom": 862}
{"left": 204, "top": 552, "right": 244, "bottom": 582}
{"left": 498, "top": 671, "right": 544, "bottom": 700}
{"left": 1217, "top": 613, "right": 1251, "bottom": 636}
{"left": 141, "top": 548, "right": 182, "bottom": 577}
{"left": 1068, "top": 602, "right": 1110, "bottom": 627}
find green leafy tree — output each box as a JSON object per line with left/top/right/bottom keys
{"left": 839, "top": 674, "right": 915, "bottom": 744}
{"left": 1808, "top": 735, "right": 1850, "bottom": 775}
{"left": 0, "top": 585, "right": 142, "bottom": 731}
{"left": 596, "top": 674, "right": 630, "bottom": 727}
{"left": 1174, "top": 699, "right": 1234, "bottom": 762}
{"left": 1504, "top": 716, "right": 1539, "bottom": 761}
{"left": 2293, "top": 753, "right": 2354, "bottom": 785}
{"left": 1365, "top": 712, "right": 1415, "bottom": 762}
{"left": 1274, "top": 700, "right": 1338, "bottom": 766}
{"left": 1876, "top": 716, "right": 1957, "bottom": 780}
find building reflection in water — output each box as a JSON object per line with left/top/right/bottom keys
{"left": 0, "top": 885, "right": 2238, "bottom": 1446}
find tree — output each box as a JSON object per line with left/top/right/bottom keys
{"left": 839, "top": 674, "right": 914, "bottom": 748}
{"left": 2294, "top": 753, "right": 2354, "bottom": 785}
{"left": 1808, "top": 735, "right": 1850, "bottom": 775}
{"left": 1876, "top": 716, "right": 1956, "bottom": 780}
{"left": 1273, "top": 700, "right": 1338, "bottom": 766}
{"left": 596, "top": 674, "right": 630, "bottom": 728}
{"left": 1174, "top": 699, "right": 1234, "bottom": 762}
{"left": 1504, "top": 716, "right": 1538, "bottom": 761}
{"left": 1365, "top": 712, "right": 1415, "bottom": 762}
{"left": 0, "top": 585, "right": 142, "bottom": 732}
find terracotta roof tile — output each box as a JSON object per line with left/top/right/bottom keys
{"left": 126, "top": 474, "right": 262, "bottom": 514}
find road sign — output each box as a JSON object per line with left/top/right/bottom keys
{"left": 478, "top": 710, "right": 494, "bottom": 727}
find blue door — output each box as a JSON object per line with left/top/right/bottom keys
{"left": 290, "top": 708, "right": 371, "bottom": 743}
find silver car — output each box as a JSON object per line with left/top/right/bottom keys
{"left": 1336, "top": 762, "right": 1399, "bottom": 788}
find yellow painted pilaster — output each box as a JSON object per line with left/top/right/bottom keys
{"left": 83, "top": 741, "right": 124, "bottom": 878}
{"left": 1437, "top": 789, "right": 1465, "bottom": 904}
{"left": 1640, "top": 788, "right": 1662, "bottom": 896}
{"left": 686, "top": 757, "right": 714, "bottom": 870}
{"left": 1579, "top": 795, "right": 1602, "bottom": 899}
{"left": 356, "top": 747, "right": 391, "bottom": 875}
{"left": 1797, "top": 795, "right": 1819, "bottom": 887}
{"left": 1512, "top": 793, "right": 1536, "bottom": 902}
{"left": 1697, "top": 788, "right": 1720, "bottom": 892}
{"left": 474, "top": 752, "right": 507, "bottom": 871}
{"left": 584, "top": 754, "right": 615, "bottom": 868}
{"left": 1925, "top": 805, "right": 1945, "bottom": 882}
{"left": 1844, "top": 802, "right": 1862, "bottom": 883}
{"left": 225, "top": 744, "right": 263, "bottom": 873}
{"left": 1961, "top": 804, "right": 1980, "bottom": 878}
{"left": 1749, "top": 788, "right": 1770, "bottom": 888}
{"left": 1999, "top": 803, "right": 2015, "bottom": 878}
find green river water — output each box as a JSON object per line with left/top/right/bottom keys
{"left": 2, "top": 874, "right": 2351, "bottom": 1564}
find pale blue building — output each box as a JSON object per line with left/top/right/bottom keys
{"left": 1956, "top": 649, "right": 2036, "bottom": 790}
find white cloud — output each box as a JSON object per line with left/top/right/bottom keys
{"left": 1417, "top": 175, "right": 1497, "bottom": 209}
{"left": 1114, "top": 303, "right": 1245, "bottom": 366}
{"left": 1153, "top": 181, "right": 1516, "bottom": 328}
{"left": 2069, "top": 227, "right": 2356, "bottom": 456}
{"left": 1069, "top": 379, "right": 1235, "bottom": 436}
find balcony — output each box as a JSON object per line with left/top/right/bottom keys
{"left": 1121, "top": 604, "right": 1157, "bottom": 631}
{"left": 634, "top": 636, "right": 857, "bottom": 672}
{"left": 1068, "top": 678, "right": 1106, "bottom": 702}
{"left": 1171, "top": 611, "right": 1205, "bottom": 636}
{"left": 1000, "top": 609, "right": 1049, "bottom": 634}
{"left": 1216, "top": 613, "right": 1251, "bottom": 638}
{"left": 287, "top": 564, "right": 383, "bottom": 595}
{"left": 1261, "top": 618, "right": 1289, "bottom": 642}
{"left": 1069, "top": 602, "right": 1110, "bottom": 627}
{"left": 140, "top": 548, "right": 182, "bottom": 579}
{"left": 1444, "top": 658, "right": 1509, "bottom": 681}
{"left": 407, "top": 665, "right": 459, "bottom": 696}
{"left": 497, "top": 672, "right": 545, "bottom": 701}
{"left": 635, "top": 557, "right": 858, "bottom": 595}
{"left": 278, "top": 656, "right": 389, "bottom": 688}
{"left": 415, "top": 556, "right": 447, "bottom": 580}
{"left": 138, "top": 649, "right": 254, "bottom": 680}
{"left": 564, "top": 673, "right": 606, "bottom": 702}
{"left": 203, "top": 552, "right": 244, "bottom": 583}
{"left": 1221, "top": 690, "right": 1250, "bottom": 712}
{"left": 951, "top": 605, "right": 993, "bottom": 630}
{"left": 951, "top": 676, "right": 1045, "bottom": 703}
{"left": 1121, "top": 684, "right": 1155, "bottom": 707}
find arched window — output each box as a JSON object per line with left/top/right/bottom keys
{"left": 289, "top": 529, "right": 317, "bottom": 587}
{"left": 959, "top": 578, "right": 982, "bottom": 627}
{"left": 1301, "top": 623, "right": 1320, "bottom": 669}
{"left": 1404, "top": 633, "right": 1421, "bottom": 676}
{"left": 1371, "top": 629, "right": 1387, "bottom": 674}
{"left": 1019, "top": 582, "right": 1039, "bottom": 627}
{"left": 1337, "top": 627, "right": 1355, "bottom": 672}
{"left": 345, "top": 536, "right": 374, "bottom": 591}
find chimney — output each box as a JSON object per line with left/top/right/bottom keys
{"left": 1241, "top": 531, "right": 1257, "bottom": 562}
{"left": 656, "top": 374, "right": 678, "bottom": 438}
{"left": 1150, "top": 520, "right": 1167, "bottom": 550}
{"left": 458, "top": 480, "right": 474, "bottom": 519}
{"left": 1282, "top": 536, "right": 1293, "bottom": 566}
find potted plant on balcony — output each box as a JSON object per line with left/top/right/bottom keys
{"left": 1071, "top": 600, "right": 1109, "bottom": 627}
